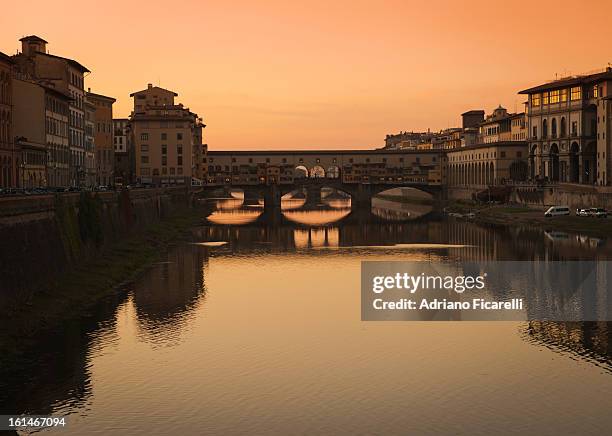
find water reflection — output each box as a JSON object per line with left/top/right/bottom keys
{"left": 524, "top": 321, "right": 612, "bottom": 373}
{"left": 2, "top": 197, "right": 612, "bottom": 434}
{"left": 131, "top": 245, "right": 207, "bottom": 346}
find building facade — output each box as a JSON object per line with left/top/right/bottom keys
{"left": 12, "top": 35, "right": 90, "bottom": 187}
{"left": 478, "top": 106, "right": 526, "bottom": 144}
{"left": 83, "top": 97, "right": 96, "bottom": 186}
{"left": 113, "top": 118, "right": 134, "bottom": 185}
{"left": 130, "top": 84, "right": 201, "bottom": 186}
{"left": 43, "top": 84, "right": 70, "bottom": 187}
{"left": 12, "top": 78, "right": 47, "bottom": 187}
{"left": 87, "top": 90, "right": 115, "bottom": 186}
{"left": 447, "top": 142, "right": 528, "bottom": 188}
{"left": 0, "top": 51, "right": 15, "bottom": 188}
{"left": 519, "top": 67, "right": 612, "bottom": 185}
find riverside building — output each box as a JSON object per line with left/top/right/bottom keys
{"left": 519, "top": 67, "right": 612, "bottom": 185}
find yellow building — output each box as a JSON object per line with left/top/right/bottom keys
{"left": 130, "top": 84, "right": 202, "bottom": 186}
{"left": 447, "top": 142, "right": 528, "bottom": 188}
{"left": 87, "top": 90, "right": 116, "bottom": 186}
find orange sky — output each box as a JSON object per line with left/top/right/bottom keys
{"left": 3, "top": 0, "right": 612, "bottom": 150}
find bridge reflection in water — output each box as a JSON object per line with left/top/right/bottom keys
{"left": 2, "top": 195, "right": 612, "bottom": 433}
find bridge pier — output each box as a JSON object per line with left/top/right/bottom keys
{"left": 263, "top": 185, "right": 281, "bottom": 212}
{"left": 305, "top": 185, "right": 322, "bottom": 206}
{"left": 243, "top": 189, "right": 262, "bottom": 206}
{"left": 351, "top": 184, "right": 372, "bottom": 211}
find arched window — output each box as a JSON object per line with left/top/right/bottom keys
{"left": 551, "top": 118, "right": 557, "bottom": 138}
{"left": 560, "top": 117, "right": 566, "bottom": 137}
{"left": 542, "top": 119, "right": 548, "bottom": 138}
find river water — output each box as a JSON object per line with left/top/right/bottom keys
{"left": 2, "top": 193, "right": 612, "bottom": 435}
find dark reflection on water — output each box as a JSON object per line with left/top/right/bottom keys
{"left": 1, "top": 196, "right": 612, "bottom": 434}
{"left": 523, "top": 321, "right": 612, "bottom": 373}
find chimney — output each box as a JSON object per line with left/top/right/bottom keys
{"left": 148, "top": 83, "right": 153, "bottom": 89}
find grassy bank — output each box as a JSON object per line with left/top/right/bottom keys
{"left": 0, "top": 208, "right": 204, "bottom": 356}
{"left": 446, "top": 200, "right": 612, "bottom": 238}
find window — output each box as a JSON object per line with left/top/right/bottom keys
{"left": 571, "top": 121, "right": 578, "bottom": 136}
{"left": 542, "top": 92, "right": 550, "bottom": 105}
{"left": 532, "top": 126, "right": 538, "bottom": 138}
{"left": 550, "top": 90, "right": 560, "bottom": 104}
{"left": 560, "top": 117, "right": 566, "bottom": 137}
{"left": 560, "top": 88, "right": 568, "bottom": 102}
{"left": 141, "top": 167, "right": 150, "bottom": 175}
{"left": 177, "top": 145, "right": 183, "bottom": 155}
{"left": 177, "top": 156, "right": 183, "bottom": 166}
{"left": 141, "top": 156, "right": 149, "bottom": 164}
{"left": 162, "top": 156, "right": 167, "bottom": 166}
{"left": 140, "top": 133, "right": 148, "bottom": 140}
{"left": 177, "top": 133, "right": 183, "bottom": 140}
{"left": 593, "top": 85, "right": 599, "bottom": 98}
{"left": 161, "top": 133, "right": 167, "bottom": 140}
{"left": 162, "top": 145, "right": 167, "bottom": 154}
{"left": 571, "top": 87, "right": 581, "bottom": 101}
{"left": 531, "top": 94, "right": 541, "bottom": 106}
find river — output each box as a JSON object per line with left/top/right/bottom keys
{"left": 2, "top": 192, "right": 612, "bottom": 435}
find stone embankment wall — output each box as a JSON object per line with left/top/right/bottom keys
{"left": 510, "top": 184, "right": 612, "bottom": 210}
{"left": 449, "top": 184, "right": 612, "bottom": 209}
{"left": 0, "top": 187, "right": 190, "bottom": 303}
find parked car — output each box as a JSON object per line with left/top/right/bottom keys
{"left": 594, "top": 208, "right": 608, "bottom": 218}
{"left": 545, "top": 206, "right": 570, "bottom": 217}
{"left": 578, "top": 208, "right": 591, "bottom": 217}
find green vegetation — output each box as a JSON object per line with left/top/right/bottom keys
{"left": 77, "top": 192, "right": 104, "bottom": 246}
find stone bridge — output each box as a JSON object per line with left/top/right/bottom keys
{"left": 201, "top": 149, "right": 445, "bottom": 209}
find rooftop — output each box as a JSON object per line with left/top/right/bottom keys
{"left": 34, "top": 51, "right": 90, "bottom": 73}
{"left": 0, "top": 51, "right": 13, "bottom": 64}
{"left": 19, "top": 35, "right": 48, "bottom": 43}
{"left": 86, "top": 90, "right": 116, "bottom": 103}
{"left": 519, "top": 67, "right": 612, "bottom": 94}
{"left": 130, "top": 84, "right": 178, "bottom": 97}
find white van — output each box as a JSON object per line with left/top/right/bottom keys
{"left": 544, "top": 206, "right": 570, "bottom": 217}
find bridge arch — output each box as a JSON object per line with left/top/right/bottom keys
{"left": 294, "top": 165, "right": 308, "bottom": 178}
{"left": 327, "top": 165, "right": 340, "bottom": 179}
{"left": 309, "top": 165, "right": 326, "bottom": 178}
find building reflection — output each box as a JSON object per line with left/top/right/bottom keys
{"left": 524, "top": 321, "right": 612, "bottom": 373}
{"left": 0, "top": 291, "right": 129, "bottom": 416}
{"left": 131, "top": 244, "right": 207, "bottom": 346}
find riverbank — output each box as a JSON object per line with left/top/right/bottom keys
{"left": 446, "top": 200, "right": 612, "bottom": 238}
{"left": 0, "top": 208, "right": 204, "bottom": 362}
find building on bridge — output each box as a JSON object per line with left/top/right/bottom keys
{"left": 519, "top": 67, "right": 612, "bottom": 186}
{"left": 204, "top": 149, "right": 445, "bottom": 188}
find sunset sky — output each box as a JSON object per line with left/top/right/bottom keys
{"left": 3, "top": 0, "right": 612, "bottom": 150}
